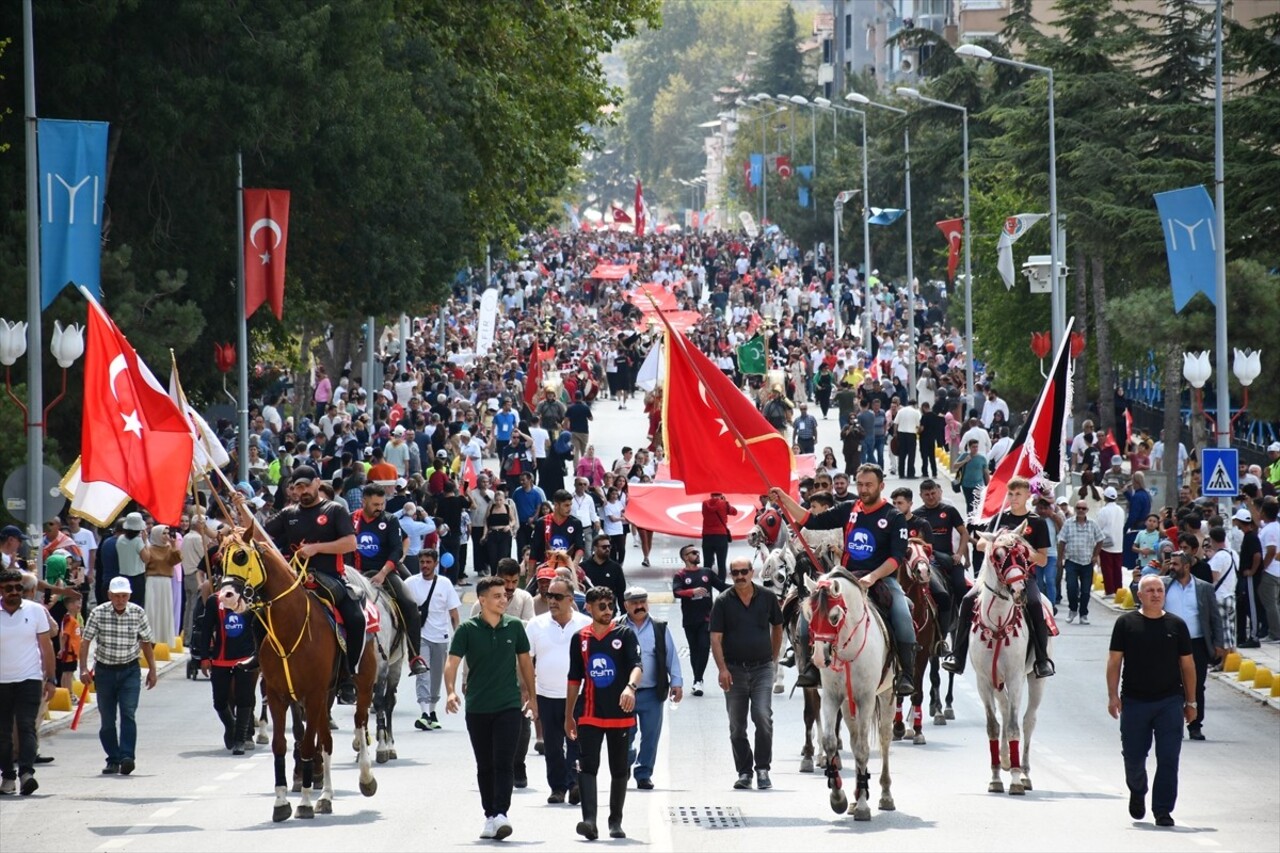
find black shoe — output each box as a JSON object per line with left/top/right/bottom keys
{"left": 337, "top": 680, "right": 357, "bottom": 705}
{"left": 1155, "top": 813, "right": 1175, "bottom": 827}
{"left": 636, "top": 778, "right": 654, "bottom": 790}
{"left": 232, "top": 744, "right": 245, "bottom": 756}
{"left": 940, "top": 653, "right": 965, "bottom": 675}
{"left": 576, "top": 820, "right": 599, "bottom": 841}
{"left": 33, "top": 754, "right": 53, "bottom": 765}
{"left": 547, "top": 790, "right": 566, "bottom": 804}
{"left": 733, "top": 772, "right": 752, "bottom": 790}
{"left": 19, "top": 773, "right": 38, "bottom": 796}
{"left": 609, "top": 822, "right": 626, "bottom": 839}
{"left": 223, "top": 723, "right": 236, "bottom": 750}
{"left": 1033, "top": 660, "right": 1055, "bottom": 679}
{"left": 102, "top": 763, "right": 120, "bottom": 775}
{"left": 795, "top": 663, "right": 822, "bottom": 689}
{"left": 1188, "top": 728, "right": 1205, "bottom": 741}
{"left": 414, "top": 713, "right": 431, "bottom": 731}
{"left": 1129, "top": 791, "right": 1145, "bottom": 820}
{"left": 408, "top": 656, "right": 428, "bottom": 676}
{"left": 1239, "top": 638, "right": 1261, "bottom": 649}
{"left": 119, "top": 759, "right": 135, "bottom": 776}
{"left": 568, "top": 784, "right": 581, "bottom": 805}
{"left": 534, "top": 740, "right": 545, "bottom": 755}
{"left": 756, "top": 770, "right": 772, "bottom": 790}
{"left": 514, "top": 775, "right": 528, "bottom": 789}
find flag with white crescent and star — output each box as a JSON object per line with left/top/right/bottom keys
{"left": 243, "top": 189, "right": 290, "bottom": 320}
{"left": 936, "top": 218, "right": 963, "bottom": 282}
{"left": 78, "top": 295, "right": 194, "bottom": 525}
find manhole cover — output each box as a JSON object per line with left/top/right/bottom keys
{"left": 666, "top": 805, "right": 745, "bottom": 829}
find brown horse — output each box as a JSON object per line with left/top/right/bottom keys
{"left": 893, "top": 538, "right": 944, "bottom": 746}
{"left": 218, "top": 534, "right": 377, "bottom": 822}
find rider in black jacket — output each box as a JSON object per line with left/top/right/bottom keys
{"left": 353, "top": 484, "right": 428, "bottom": 675}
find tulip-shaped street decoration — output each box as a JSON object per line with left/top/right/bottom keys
{"left": 1030, "top": 331, "right": 1052, "bottom": 360}
{"left": 0, "top": 319, "right": 29, "bottom": 367}
{"left": 1182, "top": 351, "right": 1212, "bottom": 389}
{"left": 1232, "top": 349, "right": 1262, "bottom": 387}
{"left": 51, "top": 321, "right": 85, "bottom": 369}
{"left": 214, "top": 342, "right": 236, "bottom": 374}
{"left": 1069, "top": 332, "right": 1086, "bottom": 360}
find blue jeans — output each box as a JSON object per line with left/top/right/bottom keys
{"left": 1064, "top": 560, "right": 1093, "bottom": 617}
{"left": 1120, "top": 695, "right": 1184, "bottom": 816}
{"left": 1038, "top": 556, "right": 1060, "bottom": 606}
{"left": 536, "top": 695, "right": 580, "bottom": 793}
{"left": 879, "top": 575, "right": 916, "bottom": 648}
{"left": 627, "top": 687, "right": 665, "bottom": 782}
{"left": 95, "top": 663, "right": 141, "bottom": 763}
{"left": 872, "top": 436, "right": 886, "bottom": 467}
{"left": 725, "top": 661, "right": 775, "bottom": 773}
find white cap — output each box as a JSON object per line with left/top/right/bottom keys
{"left": 108, "top": 577, "right": 132, "bottom": 594}
{"left": 1056, "top": 496, "right": 1069, "bottom": 506}
{"left": 1233, "top": 508, "right": 1253, "bottom": 523}
{"left": 393, "top": 425, "right": 406, "bottom": 435}
{"left": 1103, "top": 486, "right": 1118, "bottom": 500}
{"left": 1268, "top": 442, "right": 1280, "bottom": 453}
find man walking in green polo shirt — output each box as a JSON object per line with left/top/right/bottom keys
{"left": 445, "top": 576, "right": 537, "bottom": 842}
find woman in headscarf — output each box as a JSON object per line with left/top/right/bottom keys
{"left": 142, "top": 524, "right": 182, "bottom": 646}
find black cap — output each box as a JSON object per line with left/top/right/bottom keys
{"left": 291, "top": 465, "right": 319, "bottom": 484}
{"left": 0, "top": 524, "right": 26, "bottom": 542}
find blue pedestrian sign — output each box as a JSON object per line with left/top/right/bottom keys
{"left": 1201, "top": 448, "right": 1239, "bottom": 497}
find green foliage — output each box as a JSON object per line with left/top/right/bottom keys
{"left": 750, "top": 5, "right": 808, "bottom": 101}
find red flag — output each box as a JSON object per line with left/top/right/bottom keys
{"left": 523, "top": 340, "right": 543, "bottom": 410}
{"left": 744, "top": 160, "right": 754, "bottom": 191}
{"left": 610, "top": 206, "right": 632, "bottom": 224}
{"left": 775, "top": 155, "right": 793, "bottom": 180}
{"left": 634, "top": 181, "right": 648, "bottom": 237}
{"left": 243, "top": 189, "right": 290, "bottom": 320}
{"left": 462, "top": 457, "right": 478, "bottom": 492}
{"left": 660, "top": 327, "right": 793, "bottom": 494}
{"left": 974, "top": 320, "right": 1073, "bottom": 524}
{"left": 936, "top": 218, "right": 963, "bottom": 282}
{"left": 745, "top": 312, "right": 762, "bottom": 336}
{"left": 80, "top": 297, "right": 195, "bottom": 525}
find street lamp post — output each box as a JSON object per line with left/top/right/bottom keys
{"left": 786, "top": 95, "right": 823, "bottom": 284}
{"left": 747, "top": 95, "right": 788, "bottom": 227}
{"left": 956, "top": 44, "right": 1062, "bottom": 356}
{"left": 848, "top": 92, "right": 915, "bottom": 400}
{"left": 898, "top": 87, "right": 973, "bottom": 414}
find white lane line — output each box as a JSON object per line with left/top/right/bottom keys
{"left": 214, "top": 771, "right": 240, "bottom": 781}
{"left": 192, "top": 785, "right": 217, "bottom": 794}
{"left": 147, "top": 807, "right": 179, "bottom": 821}
{"left": 1192, "top": 838, "right": 1220, "bottom": 847}
{"left": 94, "top": 841, "right": 132, "bottom": 851}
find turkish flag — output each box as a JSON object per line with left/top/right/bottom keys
{"left": 660, "top": 322, "right": 793, "bottom": 495}
{"left": 936, "top": 218, "right": 963, "bottom": 282}
{"left": 462, "top": 457, "right": 478, "bottom": 492}
{"left": 244, "top": 189, "right": 290, "bottom": 320}
{"left": 974, "top": 319, "right": 1072, "bottom": 524}
{"left": 634, "top": 180, "right": 647, "bottom": 237}
{"left": 610, "top": 206, "right": 632, "bottom": 224}
{"left": 80, "top": 298, "right": 194, "bottom": 525}
{"left": 523, "top": 340, "right": 543, "bottom": 411}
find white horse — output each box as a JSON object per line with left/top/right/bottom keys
{"left": 969, "top": 530, "right": 1050, "bottom": 796}
{"left": 344, "top": 571, "right": 407, "bottom": 765}
{"left": 803, "top": 569, "right": 895, "bottom": 820}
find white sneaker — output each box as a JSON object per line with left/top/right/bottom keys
{"left": 1079, "top": 615, "right": 1090, "bottom": 626}
{"left": 692, "top": 681, "right": 704, "bottom": 697}
{"left": 479, "top": 817, "right": 496, "bottom": 839}
{"left": 1066, "top": 611, "right": 1076, "bottom": 624}
{"left": 493, "top": 813, "right": 513, "bottom": 840}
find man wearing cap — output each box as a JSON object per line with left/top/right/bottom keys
{"left": 384, "top": 426, "right": 412, "bottom": 477}
{"left": 1265, "top": 442, "right": 1280, "bottom": 491}
{"left": 792, "top": 403, "right": 818, "bottom": 455}
{"left": 258, "top": 466, "right": 365, "bottom": 704}
{"left": 0, "top": 568, "right": 57, "bottom": 795}
{"left": 619, "top": 585, "right": 682, "bottom": 791}
{"left": 1233, "top": 509, "right": 1266, "bottom": 647}
{"left": 353, "top": 484, "right": 427, "bottom": 675}
{"left": 1097, "top": 487, "right": 1127, "bottom": 596}
{"left": 1061, "top": 500, "right": 1106, "bottom": 626}
{"left": 524, "top": 573, "right": 591, "bottom": 803}
{"left": 1, "top": 526, "right": 28, "bottom": 572}
{"left": 80, "top": 575, "right": 158, "bottom": 776}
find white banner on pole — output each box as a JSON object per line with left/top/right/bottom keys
{"left": 476, "top": 288, "right": 499, "bottom": 355}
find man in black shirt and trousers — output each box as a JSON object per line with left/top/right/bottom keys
{"left": 1107, "top": 574, "right": 1198, "bottom": 828}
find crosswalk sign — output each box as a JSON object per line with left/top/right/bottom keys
{"left": 1201, "top": 447, "right": 1239, "bottom": 497}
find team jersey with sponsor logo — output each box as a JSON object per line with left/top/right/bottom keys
{"left": 264, "top": 499, "right": 355, "bottom": 577}
{"left": 352, "top": 510, "right": 403, "bottom": 573}
{"left": 568, "top": 623, "right": 641, "bottom": 728}
{"left": 804, "top": 499, "right": 908, "bottom": 575}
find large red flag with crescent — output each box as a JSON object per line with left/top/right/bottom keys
{"left": 244, "top": 189, "right": 290, "bottom": 320}
{"left": 523, "top": 340, "right": 543, "bottom": 411}
{"left": 634, "top": 180, "right": 648, "bottom": 237}
{"left": 936, "top": 218, "right": 963, "bottom": 282}
{"left": 80, "top": 297, "right": 194, "bottom": 525}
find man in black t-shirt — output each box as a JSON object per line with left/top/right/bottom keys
{"left": 891, "top": 487, "right": 953, "bottom": 637}
{"left": 527, "top": 490, "right": 587, "bottom": 574}
{"left": 260, "top": 465, "right": 365, "bottom": 703}
{"left": 435, "top": 481, "right": 470, "bottom": 585}
{"left": 1106, "top": 574, "right": 1197, "bottom": 827}
{"left": 915, "top": 479, "right": 971, "bottom": 619}
{"left": 353, "top": 484, "right": 427, "bottom": 675}
{"left": 941, "top": 477, "right": 1055, "bottom": 679}
{"left": 771, "top": 464, "right": 916, "bottom": 696}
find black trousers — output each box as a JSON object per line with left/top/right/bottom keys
{"left": 703, "top": 534, "right": 730, "bottom": 583}
{"left": 465, "top": 708, "right": 521, "bottom": 818}
{"left": 920, "top": 439, "right": 938, "bottom": 478}
{"left": 471, "top": 527, "right": 490, "bottom": 577}
{"left": 577, "top": 724, "right": 631, "bottom": 778}
{"left": 1188, "top": 641, "right": 1209, "bottom": 732}
{"left": 609, "top": 534, "right": 627, "bottom": 566}
{"left": 684, "top": 622, "right": 712, "bottom": 682}
{"left": 0, "top": 679, "right": 42, "bottom": 778}
{"left": 126, "top": 573, "right": 146, "bottom": 609}
{"left": 309, "top": 571, "right": 365, "bottom": 674}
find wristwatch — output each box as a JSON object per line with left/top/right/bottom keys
{"left": 626, "top": 682, "right": 639, "bottom": 691}
{"left": 1184, "top": 701, "right": 1198, "bottom": 709}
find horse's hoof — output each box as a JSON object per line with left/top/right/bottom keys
{"left": 1022, "top": 777, "right": 1032, "bottom": 791}
{"left": 800, "top": 757, "right": 815, "bottom": 774}
{"left": 852, "top": 804, "right": 872, "bottom": 821}
{"left": 892, "top": 721, "right": 905, "bottom": 739}
{"left": 879, "top": 797, "right": 896, "bottom": 811}
{"left": 359, "top": 778, "right": 377, "bottom": 797}
{"left": 773, "top": 683, "right": 784, "bottom": 694}
{"left": 988, "top": 781, "right": 1004, "bottom": 794}
{"left": 291, "top": 781, "right": 302, "bottom": 793}
{"left": 933, "top": 714, "right": 947, "bottom": 726}
{"left": 376, "top": 750, "right": 389, "bottom": 765}
{"left": 830, "top": 791, "right": 848, "bottom": 814}
{"left": 296, "top": 804, "right": 315, "bottom": 819}
{"left": 1009, "top": 783, "right": 1025, "bottom": 796}
{"left": 944, "top": 707, "right": 955, "bottom": 720}
{"left": 317, "top": 798, "right": 332, "bottom": 814}
{"left": 256, "top": 733, "right": 268, "bottom": 745}
{"left": 272, "top": 804, "right": 292, "bottom": 823}
{"left": 389, "top": 749, "right": 397, "bottom": 760}
{"left": 913, "top": 733, "right": 927, "bottom": 746}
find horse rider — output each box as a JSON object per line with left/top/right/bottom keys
{"left": 769, "top": 463, "right": 917, "bottom": 696}
{"left": 260, "top": 466, "right": 366, "bottom": 704}
{"left": 353, "top": 484, "right": 428, "bottom": 676}
{"left": 890, "top": 487, "right": 954, "bottom": 641}
{"left": 940, "top": 476, "right": 1055, "bottom": 679}
{"left": 913, "top": 478, "right": 971, "bottom": 621}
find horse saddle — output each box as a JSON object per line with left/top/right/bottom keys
{"left": 1040, "top": 599, "right": 1060, "bottom": 637}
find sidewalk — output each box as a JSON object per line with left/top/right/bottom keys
{"left": 1091, "top": 587, "right": 1280, "bottom": 712}
{"left": 40, "top": 646, "right": 192, "bottom": 736}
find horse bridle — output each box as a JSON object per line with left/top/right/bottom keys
{"left": 220, "top": 539, "right": 313, "bottom": 701}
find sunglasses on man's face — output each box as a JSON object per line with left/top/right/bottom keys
{"left": 730, "top": 569, "right": 751, "bottom": 578}
{"left": 543, "top": 592, "right": 569, "bottom": 602}
{"left": 1, "top": 583, "right": 24, "bottom": 593}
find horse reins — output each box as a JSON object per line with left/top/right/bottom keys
{"left": 245, "top": 550, "right": 313, "bottom": 703}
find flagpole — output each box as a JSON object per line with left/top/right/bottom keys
{"left": 22, "top": 0, "right": 44, "bottom": 562}
{"left": 235, "top": 151, "right": 250, "bottom": 484}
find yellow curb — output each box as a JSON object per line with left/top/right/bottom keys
{"left": 1238, "top": 659, "right": 1257, "bottom": 682}
{"left": 1253, "top": 667, "right": 1274, "bottom": 689}
{"left": 1223, "top": 652, "right": 1242, "bottom": 673}
{"left": 153, "top": 642, "right": 171, "bottom": 661}
{"left": 49, "top": 687, "right": 72, "bottom": 712}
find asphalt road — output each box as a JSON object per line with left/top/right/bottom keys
{"left": 7, "top": 397, "right": 1278, "bottom": 851}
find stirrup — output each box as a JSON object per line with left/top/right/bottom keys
{"left": 940, "top": 654, "right": 965, "bottom": 675}
{"left": 409, "top": 656, "right": 428, "bottom": 675}
{"left": 894, "top": 674, "right": 914, "bottom": 697}
{"left": 1033, "top": 659, "right": 1056, "bottom": 678}
{"left": 337, "top": 677, "right": 358, "bottom": 705}
{"left": 795, "top": 664, "right": 821, "bottom": 689}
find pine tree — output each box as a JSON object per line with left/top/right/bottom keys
{"left": 751, "top": 5, "right": 808, "bottom": 99}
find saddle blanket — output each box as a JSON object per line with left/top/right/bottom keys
{"left": 1042, "top": 600, "right": 1059, "bottom": 637}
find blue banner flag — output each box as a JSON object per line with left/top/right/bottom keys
{"left": 868, "top": 207, "right": 905, "bottom": 226}
{"left": 796, "top": 165, "right": 814, "bottom": 208}
{"left": 38, "top": 119, "right": 110, "bottom": 309}
{"left": 1153, "top": 185, "right": 1217, "bottom": 312}
{"left": 749, "top": 154, "right": 764, "bottom": 189}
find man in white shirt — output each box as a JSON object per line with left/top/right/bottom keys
{"left": 1258, "top": 501, "right": 1280, "bottom": 643}
{"left": 67, "top": 517, "right": 98, "bottom": 593}
{"left": 1206, "top": 527, "right": 1237, "bottom": 654}
{"left": 525, "top": 574, "right": 592, "bottom": 803}
{"left": 0, "top": 567, "right": 56, "bottom": 795}
{"left": 1151, "top": 430, "right": 1188, "bottom": 479}
{"left": 570, "top": 479, "right": 601, "bottom": 535}
{"left": 384, "top": 427, "right": 413, "bottom": 477}
{"left": 980, "top": 388, "right": 1009, "bottom": 430}
{"left": 1096, "top": 487, "right": 1127, "bottom": 595}
{"left": 892, "top": 401, "right": 922, "bottom": 479}
{"left": 405, "top": 549, "right": 460, "bottom": 731}
{"left": 988, "top": 427, "right": 1015, "bottom": 468}
{"left": 958, "top": 418, "right": 991, "bottom": 459}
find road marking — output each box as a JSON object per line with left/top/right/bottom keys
{"left": 1192, "top": 838, "right": 1220, "bottom": 847}
{"left": 193, "top": 785, "right": 217, "bottom": 794}
{"left": 214, "top": 772, "right": 240, "bottom": 781}
{"left": 94, "top": 841, "right": 132, "bottom": 851}
{"left": 147, "top": 807, "right": 179, "bottom": 821}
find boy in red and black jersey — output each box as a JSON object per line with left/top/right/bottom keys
{"left": 566, "top": 587, "right": 641, "bottom": 841}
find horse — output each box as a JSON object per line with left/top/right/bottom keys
{"left": 344, "top": 571, "right": 407, "bottom": 765}
{"left": 893, "top": 538, "right": 944, "bottom": 746}
{"left": 968, "top": 529, "right": 1051, "bottom": 796}
{"left": 804, "top": 569, "right": 895, "bottom": 820}
{"left": 219, "top": 535, "right": 378, "bottom": 822}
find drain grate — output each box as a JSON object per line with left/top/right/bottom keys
{"left": 666, "top": 805, "right": 745, "bottom": 829}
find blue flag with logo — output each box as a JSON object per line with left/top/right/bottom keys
{"left": 748, "top": 154, "right": 764, "bottom": 189}
{"left": 38, "top": 119, "right": 110, "bottom": 309}
{"left": 1153, "top": 185, "right": 1217, "bottom": 312}
{"left": 796, "top": 165, "right": 814, "bottom": 208}
{"left": 868, "top": 207, "right": 905, "bottom": 226}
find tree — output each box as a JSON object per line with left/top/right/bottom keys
{"left": 751, "top": 5, "right": 807, "bottom": 100}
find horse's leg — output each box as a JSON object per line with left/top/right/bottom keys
{"left": 928, "top": 654, "right": 945, "bottom": 724}
{"left": 290, "top": 703, "right": 305, "bottom": 793}
{"left": 876, "top": 693, "right": 895, "bottom": 812}
{"left": 268, "top": 693, "right": 292, "bottom": 823}
{"left": 820, "top": 684, "right": 847, "bottom": 815}
{"left": 892, "top": 696, "right": 905, "bottom": 741}
{"left": 374, "top": 661, "right": 390, "bottom": 764}
{"left": 979, "top": 679, "right": 1003, "bottom": 793}
{"left": 1006, "top": 664, "right": 1027, "bottom": 795}
{"left": 1022, "top": 671, "right": 1044, "bottom": 793}
{"left": 354, "top": 645, "right": 378, "bottom": 797}
{"left": 848, "top": 699, "right": 872, "bottom": 820}
{"left": 256, "top": 675, "right": 270, "bottom": 744}
{"left": 911, "top": 630, "right": 930, "bottom": 744}
{"left": 945, "top": 671, "right": 956, "bottom": 719}
{"left": 316, "top": 748, "right": 333, "bottom": 814}
{"left": 386, "top": 664, "right": 399, "bottom": 761}
{"left": 799, "top": 689, "right": 817, "bottom": 773}
{"left": 773, "top": 660, "right": 785, "bottom": 694}
{"left": 295, "top": 701, "right": 319, "bottom": 819}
